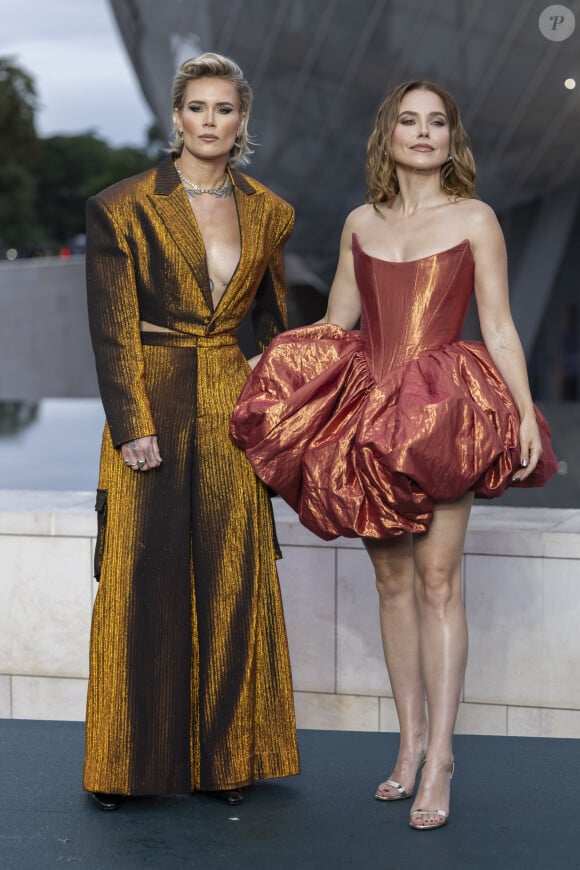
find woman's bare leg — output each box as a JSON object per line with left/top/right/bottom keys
{"left": 409, "top": 491, "right": 473, "bottom": 827}
{"left": 364, "top": 533, "right": 427, "bottom": 798}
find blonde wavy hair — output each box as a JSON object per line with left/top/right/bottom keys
{"left": 170, "top": 52, "right": 254, "bottom": 167}
{"left": 365, "top": 81, "right": 476, "bottom": 206}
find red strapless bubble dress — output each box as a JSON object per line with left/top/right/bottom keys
{"left": 230, "top": 235, "right": 558, "bottom": 540}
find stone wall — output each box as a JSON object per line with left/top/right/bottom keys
{"left": 1, "top": 491, "right": 579, "bottom": 737}
{"left": 0, "top": 259, "right": 98, "bottom": 399}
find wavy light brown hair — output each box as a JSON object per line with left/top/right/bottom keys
{"left": 365, "top": 81, "right": 476, "bottom": 206}
{"left": 170, "top": 52, "right": 254, "bottom": 166}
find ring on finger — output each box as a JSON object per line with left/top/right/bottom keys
{"left": 137, "top": 460, "right": 146, "bottom": 469}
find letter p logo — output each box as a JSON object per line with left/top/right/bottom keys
{"left": 539, "top": 5, "right": 576, "bottom": 41}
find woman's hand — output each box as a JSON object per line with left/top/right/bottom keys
{"left": 121, "top": 435, "right": 163, "bottom": 472}
{"left": 512, "top": 414, "right": 543, "bottom": 482}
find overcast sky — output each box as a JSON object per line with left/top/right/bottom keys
{"left": 1, "top": 0, "right": 153, "bottom": 146}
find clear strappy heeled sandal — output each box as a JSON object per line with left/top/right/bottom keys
{"left": 408, "top": 762, "right": 454, "bottom": 830}
{"left": 375, "top": 758, "right": 425, "bottom": 802}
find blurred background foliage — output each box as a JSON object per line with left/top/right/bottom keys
{"left": 0, "top": 56, "right": 161, "bottom": 254}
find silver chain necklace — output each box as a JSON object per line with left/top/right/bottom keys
{"left": 176, "top": 163, "right": 234, "bottom": 198}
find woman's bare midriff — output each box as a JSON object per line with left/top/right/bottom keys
{"left": 140, "top": 321, "right": 180, "bottom": 333}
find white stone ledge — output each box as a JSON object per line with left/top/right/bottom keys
{"left": 1, "top": 490, "right": 579, "bottom": 733}
{"left": 3, "top": 491, "right": 578, "bottom": 557}
{"left": 295, "top": 692, "right": 580, "bottom": 738}
{"left": 0, "top": 490, "right": 96, "bottom": 537}
{"left": 273, "top": 501, "right": 580, "bottom": 558}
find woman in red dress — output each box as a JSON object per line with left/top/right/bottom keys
{"left": 231, "top": 81, "right": 557, "bottom": 830}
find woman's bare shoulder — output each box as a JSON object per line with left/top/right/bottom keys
{"left": 452, "top": 199, "right": 505, "bottom": 260}
{"left": 342, "top": 203, "right": 380, "bottom": 234}
{"left": 454, "top": 197, "right": 499, "bottom": 229}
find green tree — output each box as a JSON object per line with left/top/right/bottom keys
{"left": 36, "top": 133, "right": 157, "bottom": 248}
{"left": 0, "top": 56, "right": 160, "bottom": 253}
{"left": 0, "top": 163, "right": 39, "bottom": 247}
{"left": 0, "top": 57, "right": 41, "bottom": 249}
{"left": 0, "top": 57, "right": 38, "bottom": 165}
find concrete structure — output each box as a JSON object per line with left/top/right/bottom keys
{"left": 0, "top": 251, "right": 320, "bottom": 400}
{"left": 111, "top": 0, "right": 580, "bottom": 366}
{"left": 1, "top": 491, "right": 580, "bottom": 739}
{"left": 5, "top": 2, "right": 579, "bottom": 396}
{"left": 0, "top": 258, "right": 97, "bottom": 399}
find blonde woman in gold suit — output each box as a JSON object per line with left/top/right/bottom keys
{"left": 84, "top": 53, "right": 300, "bottom": 810}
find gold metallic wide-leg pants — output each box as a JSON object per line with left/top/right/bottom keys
{"left": 84, "top": 333, "right": 300, "bottom": 795}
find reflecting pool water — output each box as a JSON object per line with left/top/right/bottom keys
{"left": 0, "top": 399, "right": 576, "bottom": 506}
{"left": 0, "top": 400, "right": 104, "bottom": 491}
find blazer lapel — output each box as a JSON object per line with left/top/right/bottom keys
{"left": 147, "top": 157, "right": 214, "bottom": 311}
{"left": 209, "top": 169, "right": 265, "bottom": 322}
{"left": 147, "top": 159, "right": 266, "bottom": 317}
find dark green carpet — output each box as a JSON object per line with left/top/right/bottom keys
{"left": 0, "top": 720, "right": 576, "bottom": 869}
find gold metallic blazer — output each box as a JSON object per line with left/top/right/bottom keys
{"left": 86, "top": 156, "right": 294, "bottom": 447}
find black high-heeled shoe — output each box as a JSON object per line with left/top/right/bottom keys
{"left": 204, "top": 789, "right": 243, "bottom": 806}
{"left": 91, "top": 792, "right": 123, "bottom": 811}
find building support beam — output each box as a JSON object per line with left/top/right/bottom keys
{"left": 507, "top": 187, "right": 579, "bottom": 359}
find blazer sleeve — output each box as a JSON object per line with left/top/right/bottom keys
{"left": 85, "top": 194, "right": 156, "bottom": 448}
{"left": 252, "top": 205, "right": 295, "bottom": 351}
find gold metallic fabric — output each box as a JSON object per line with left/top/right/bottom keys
{"left": 84, "top": 157, "right": 299, "bottom": 795}
{"left": 231, "top": 236, "right": 558, "bottom": 541}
